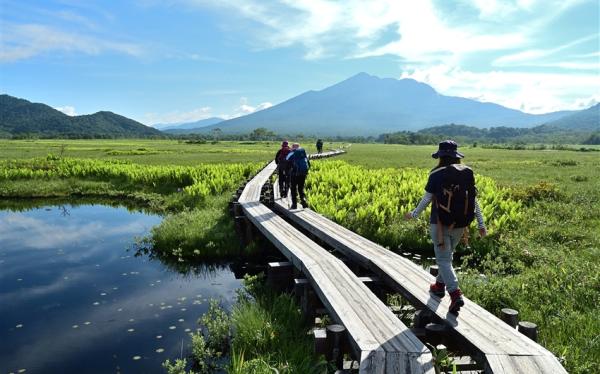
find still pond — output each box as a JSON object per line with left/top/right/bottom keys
{"left": 0, "top": 204, "right": 242, "bottom": 374}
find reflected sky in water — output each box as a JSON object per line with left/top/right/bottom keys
{"left": 0, "top": 204, "right": 242, "bottom": 374}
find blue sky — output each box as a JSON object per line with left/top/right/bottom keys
{"left": 1, "top": 0, "right": 598, "bottom": 126}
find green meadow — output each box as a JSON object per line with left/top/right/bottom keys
{"left": 1, "top": 139, "right": 598, "bottom": 373}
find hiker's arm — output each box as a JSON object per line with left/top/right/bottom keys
{"left": 475, "top": 198, "right": 487, "bottom": 237}
{"left": 405, "top": 192, "right": 432, "bottom": 219}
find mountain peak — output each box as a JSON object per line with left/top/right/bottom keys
{"left": 339, "top": 73, "right": 437, "bottom": 96}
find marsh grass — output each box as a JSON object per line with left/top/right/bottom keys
{"left": 2, "top": 141, "right": 598, "bottom": 373}
{"left": 229, "top": 274, "right": 328, "bottom": 374}
{"left": 146, "top": 195, "right": 245, "bottom": 259}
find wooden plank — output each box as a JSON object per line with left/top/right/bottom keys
{"left": 238, "top": 206, "right": 436, "bottom": 372}
{"left": 484, "top": 354, "right": 566, "bottom": 374}
{"left": 273, "top": 184, "right": 567, "bottom": 374}
{"left": 237, "top": 155, "right": 435, "bottom": 373}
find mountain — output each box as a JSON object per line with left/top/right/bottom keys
{"left": 0, "top": 95, "right": 163, "bottom": 138}
{"left": 197, "top": 73, "right": 575, "bottom": 136}
{"left": 154, "top": 117, "right": 224, "bottom": 131}
{"left": 159, "top": 117, "right": 224, "bottom": 134}
{"left": 542, "top": 103, "right": 599, "bottom": 131}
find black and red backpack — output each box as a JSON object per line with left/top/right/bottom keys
{"left": 434, "top": 164, "right": 476, "bottom": 228}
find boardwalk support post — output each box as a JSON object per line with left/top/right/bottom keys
{"left": 425, "top": 323, "right": 447, "bottom": 346}
{"left": 267, "top": 262, "right": 293, "bottom": 292}
{"left": 413, "top": 309, "right": 433, "bottom": 328}
{"left": 326, "top": 324, "right": 346, "bottom": 369}
{"left": 232, "top": 202, "right": 242, "bottom": 217}
{"left": 302, "top": 285, "right": 318, "bottom": 320}
{"left": 244, "top": 217, "right": 254, "bottom": 244}
{"left": 294, "top": 278, "right": 308, "bottom": 305}
{"left": 429, "top": 265, "right": 439, "bottom": 277}
{"left": 518, "top": 321, "right": 538, "bottom": 342}
{"left": 501, "top": 308, "right": 519, "bottom": 328}
{"left": 314, "top": 328, "right": 327, "bottom": 356}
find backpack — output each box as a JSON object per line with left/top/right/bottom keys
{"left": 291, "top": 148, "right": 309, "bottom": 174}
{"left": 276, "top": 148, "right": 291, "bottom": 164}
{"left": 434, "top": 164, "right": 476, "bottom": 228}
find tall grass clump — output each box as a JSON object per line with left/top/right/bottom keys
{"left": 162, "top": 275, "right": 327, "bottom": 374}
{"left": 229, "top": 274, "right": 327, "bottom": 373}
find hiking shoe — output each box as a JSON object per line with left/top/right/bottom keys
{"left": 290, "top": 204, "right": 297, "bottom": 210}
{"left": 429, "top": 282, "right": 446, "bottom": 298}
{"left": 449, "top": 289, "right": 465, "bottom": 314}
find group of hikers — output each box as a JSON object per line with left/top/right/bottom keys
{"left": 273, "top": 139, "right": 487, "bottom": 315}
{"left": 274, "top": 141, "right": 311, "bottom": 209}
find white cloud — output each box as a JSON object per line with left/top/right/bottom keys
{"left": 225, "top": 97, "right": 273, "bottom": 119}
{"left": 0, "top": 23, "right": 143, "bottom": 62}
{"left": 401, "top": 65, "right": 600, "bottom": 113}
{"left": 55, "top": 106, "right": 77, "bottom": 116}
{"left": 179, "top": 0, "right": 536, "bottom": 62}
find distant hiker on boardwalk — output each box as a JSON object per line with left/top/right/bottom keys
{"left": 274, "top": 140, "right": 292, "bottom": 197}
{"left": 316, "top": 139, "right": 323, "bottom": 154}
{"left": 405, "top": 140, "right": 487, "bottom": 315}
{"left": 286, "top": 143, "right": 310, "bottom": 209}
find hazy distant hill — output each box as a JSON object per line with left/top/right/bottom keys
{"left": 0, "top": 95, "right": 163, "bottom": 138}
{"left": 155, "top": 117, "right": 224, "bottom": 132}
{"left": 198, "top": 73, "right": 574, "bottom": 136}
{"left": 161, "top": 118, "right": 225, "bottom": 134}
{"left": 542, "top": 103, "right": 599, "bottom": 131}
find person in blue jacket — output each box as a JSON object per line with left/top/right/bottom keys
{"left": 286, "top": 143, "right": 310, "bottom": 209}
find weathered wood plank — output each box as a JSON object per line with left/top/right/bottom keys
{"left": 238, "top": 157, "right": 434, "bottom": 373}
{"left": 273, "top": 184, "right": 567, "bottom": 374}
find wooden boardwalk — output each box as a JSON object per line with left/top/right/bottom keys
{"left": 272, "top": 167, "right": 567, "bottom": 373}
{"left": 238, "top": 156, "right": 435, "bottom": 373}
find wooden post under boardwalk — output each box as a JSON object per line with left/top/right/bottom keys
{"left": 429, "top": 265, "right": 439, "bottom": 277}
{"left": 326, "top": 324, "right": 346, "bottom": 369}
{"left": 518, "top": 321, "right": 538, "bottom": 342}
{"left": 425, "top": 323, "right": 447, "bottom": 346}
{"left": 267, "top": 262, "right": 293, "bottom": 292}
{"left": 294, "top": 278, "right": 308, "bottom": 305}
{"left": 413, "top": 309, "right": 433, "bottom": 328}
{"left": 314, "top": 328, "right": 327, "bottom": 356}
{"left": 302, "top": 285, "right": 318, "bottom": 320}
{"left": 501, "top": 308, "right": 519, "bottom": 328}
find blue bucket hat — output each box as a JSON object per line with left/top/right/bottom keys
{"left": 431, "top": 140, "right": 464, "bottom": 159}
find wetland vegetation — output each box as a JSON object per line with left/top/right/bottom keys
{"left": 1, "top": 139, "right": 598, "bottom": 373}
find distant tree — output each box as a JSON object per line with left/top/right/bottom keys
{"left": 211, "top": 128, "right": 222, "bottom": 141}
{"left": 583, "top": 132, "right": 600, "bottom": 145}
{"left": 249, "top": 127, "right": 276, "bottom": 141}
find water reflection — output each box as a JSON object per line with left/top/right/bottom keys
{"left": 0, "top": 204, "right": 243, "bottom": 374}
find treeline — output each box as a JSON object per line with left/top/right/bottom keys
{"left": 7, "top": 133, "right": 167, "bottom": 140}
{"left": 380, "top": 124, "right": 599, "bottom": 145}
{"left": 177, "top": 127, "right": 377, "bottom": 143}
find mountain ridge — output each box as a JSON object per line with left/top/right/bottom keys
{"left": 0, "top": 94, "right": 163, "bottom": 138}
{"left": 195, "top": 73, "right": 582, "bottom": 136}
{"left": 154, "top": 117, "right": 224, "bottom": 131}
